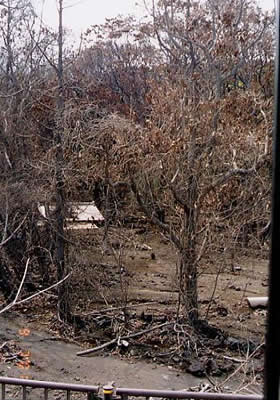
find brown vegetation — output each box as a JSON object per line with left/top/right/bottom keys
{"left": 0, "top": 0, "right": 274, "bottom": 378}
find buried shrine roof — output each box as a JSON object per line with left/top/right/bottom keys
{"left": 38, "top": 201, "right": 104, "bottom": 229}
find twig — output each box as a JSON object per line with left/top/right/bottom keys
{"left": 205, "top": 263, "right": 223, "bottom": 319}
{"left": 16, "top": 273, "right": 71, "bottom": 305}
{"left": 121, "top": 322, "right": 173, "bottom": 340}
{"left": 0, "top": 258, "right": 30, "bottom": 314}
{"left": 221, "top": 341, "right": 265, "bottom": 386}
{"left": 195, "top": 227, "right": 208, "bottom": 264}
{"left": 81, "top": 301, "right": 157, "bottom": 316}
{"left": 0, "top": 265, "right": 71, "bottom": 314}
{"left": 0, "top": 213, "right": 28, "bottom": 247}
{"left": 77, "top": 321, "right": 174, "bottom": 356}
{"left": 223, "top": 355, "right": 245, "bottom": 363}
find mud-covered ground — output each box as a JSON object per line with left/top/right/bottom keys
{"left": 67, "top": 228, "right": 268, "bottom": 342}
{"left": 0, "top": 228, "right": 268, "bottom": 395}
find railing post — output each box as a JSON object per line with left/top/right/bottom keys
{"left": 1, "top": 383, "right": 5, "bottom": 400}
{"left": 87, "top": 392, "right": 98, "bottom": 400}
{"left": 103, "top": 385, "right": 114, "bottom": 400}
{"left": 22, "top": 386, "right": 27, "bottom": 400}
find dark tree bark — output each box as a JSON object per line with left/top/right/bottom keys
{"left": 0, "top": 261, "right": 15, "bottom": 301}
{"left": 55, "top": 0, "right": 71, "bottom": 322}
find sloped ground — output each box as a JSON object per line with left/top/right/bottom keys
{"left": 0, "top": 229, "right": 267, "bottom": 395}
{"left": 0, "top": 312, "right": 262, "bottom": 399}
{"left": 0, "top": 313, "right": 202, "bottom": 388}
{"left": 69, "top": 229, "right": 267, "bottom": 342}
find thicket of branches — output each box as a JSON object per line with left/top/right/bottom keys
{"left": 0, "top": 0, "right": 274, "bottom": 325}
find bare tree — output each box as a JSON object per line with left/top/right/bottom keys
{"left": 118, "top": 0, "right": 273, "bottom": 325}
{"left": 0, "top": 0, "right": 71, "bottom": 317}
{"left": 54, "top": 0, "right": 70, "bottom": 322}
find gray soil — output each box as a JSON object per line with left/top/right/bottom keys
{"left": 0, "top": 313, "right": 202, "bottom": 390}
{"left": 0, "top": 230, "right": 267, "bottom": 398}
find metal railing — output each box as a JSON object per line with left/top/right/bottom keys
{"left": 0, "top": 378, "right": 264, "bottom": 400}
{"left": 0, "top": 376, "right": 99, "bottom": 400}
{"left": 115, "top": 388, "right": 263, "bottom": 400}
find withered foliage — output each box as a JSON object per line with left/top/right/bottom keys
{"left": 0, "top": 0, "right": 274, "bottom": 322}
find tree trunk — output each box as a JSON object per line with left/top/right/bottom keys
{"left": 179, "top": 252, "right": 198, "bottom": 324}
{"left": 0, "top": 260, "right": 15, "bottom": 302}
{"left": 179, "top": 175, "right": 199, "bottom": 324}
{"left": 55, "top": 0, "right": 71, "bottom": 322}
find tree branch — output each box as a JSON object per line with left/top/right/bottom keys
{"left": 130, "top": 177, "right": 182, "bottom": 251}
{"left": 77, "top": 322, "right": 174, "bottom": 356}
{"left": 199, "top": 159, "right": 266, "bottom": 205}
{"left": 0, "top": 213, "right": 28, "bottom": 247}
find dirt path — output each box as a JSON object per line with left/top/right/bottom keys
{"left": 0, "top": 313, "right": 202, "bottom": 390}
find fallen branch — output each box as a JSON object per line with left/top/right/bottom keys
{"left": 223, "top": 355, "right": 245, "bottom": 363}
{"left": 77, "top": 321, "right": 174, "bottom": 356}
{"left": 77, "top": 338, "right": 118, "bottom": 356}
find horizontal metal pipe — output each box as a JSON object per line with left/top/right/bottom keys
{"left": 0, "top": 377, "right": 263, "bottom": 400}
{"left": 116, "top": 388, "right": 263, "bottom": 400}
{"left": 0, "top": 377, "right": 99, "bottom": 393}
